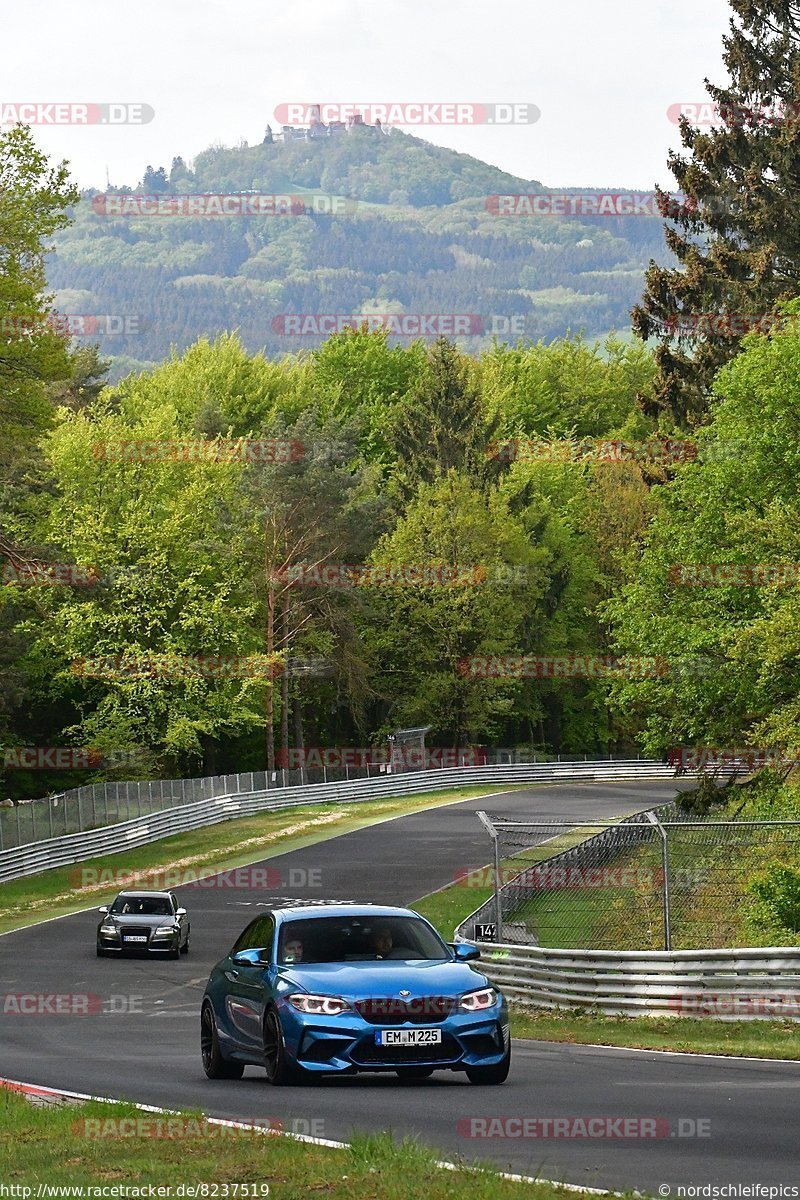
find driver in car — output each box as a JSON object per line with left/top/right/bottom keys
{"left": 369, "top": 925, "right": 414, "bottom": 959}
{"left": 283, "top": 937, "right": 304, "bottom": 963}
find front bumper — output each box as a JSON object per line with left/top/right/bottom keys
{"left": 277, "top": 998, "right": 509, "bottom": 1074}
{"left": 98, "top": 932, "right": 179, "bottom": 953}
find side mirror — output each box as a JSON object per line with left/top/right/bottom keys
{"left": 98, "top": 906, "right": 108, "bottom": 915}
{"left": 451, "top": 942, "right": 481, "bottom": 962}
{"left": 232, "top": 948, "right": 269, "bottom": 966}
{"left": 176, "top": 908, "right": 187, "bottom": 917}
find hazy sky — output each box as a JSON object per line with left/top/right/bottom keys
{"left": 1, "top": 0, "right": 733, "bottom": 190}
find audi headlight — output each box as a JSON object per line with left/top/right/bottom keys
{"left": 287, "top": 993, "right": 352, "bottom": 1016}
{"left": 459, "top": 987, "right": 498, "bottom": 1012}
{"left": 153, "top": 925, "right": 179, "bottom": 937}
{"left": 100, "top": 924, "right": 118, "bottom": 935}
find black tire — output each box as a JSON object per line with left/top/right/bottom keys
{"left": 180, "top": 938, "right": 189, "bottom": 955}
{"left": 201, "top": 1003, "right": 244, "bottom": 1080}
{"left": 395, "top": 1067, "right": 434, "bottom": 1081}
{"left": 465, "top": 1044, "right": 511, "bottom": 1086}
{"left": 168, "top": 943, "right": 181, "bottom": 960}
{"left": 96, "top": 944, "right": 106, "bottom": 958}
{"left": 263, "top": 1008, "right": 302, "bottom": 1086}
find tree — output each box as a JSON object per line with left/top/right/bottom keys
{"left": 234, "top": 409, "right": 385, "bottom": 769}
{"left": 363, "top": 471, "right": 548, "bottom": 744}
{"left": 633, "top": 0, "right": 800, "bottom": 425}
{"left": 608, "top": 302, "right": 800, "bottom": 754}
{"left": 46, "top": 344, "right": 109, "bottom": 412}
{"left": 142, "top": 165, "right": 168, "bottom": 193}
{"left": 387, "top": 337, "right": 498, "bottom": 498}
{"left": 0, "top": 126, "right": 79, "bottom": 774}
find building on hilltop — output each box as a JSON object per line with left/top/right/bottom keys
{"left": 271, "top": 106, "right": 390, "bottom": 144}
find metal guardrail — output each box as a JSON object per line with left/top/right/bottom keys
{"left": 0, "top": 760, "right": 675, "bottom": 883}
{"left": 465, "top": 940, "right": 800, "bottom": 1020}
{"left": 0, "top": 752, "right": 659, "bottom": 852}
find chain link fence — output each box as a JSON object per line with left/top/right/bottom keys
{"left": 0, "top": 751, "right": 649, "bottom": 852}
{"left": 467, "top": 808, "right": 800, "bottom": 951}
{"left": 0, "top": 764, "right": 391, "bottom": 851}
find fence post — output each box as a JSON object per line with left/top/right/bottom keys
{"left": 646, "top": 810, "right": 672, "bottom": 950}
{"left": 476, "top": 810, "right": 503, "bottom": 942}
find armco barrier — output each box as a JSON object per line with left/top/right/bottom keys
{"left": 461, "top": 940, "right": 800, "bottom": 1020}
{"left": 0, "top": 760, "right": 675, "bottom": 883}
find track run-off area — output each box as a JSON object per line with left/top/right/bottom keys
{"left": 2, "top": 778, "right": 799, "bottom": 1194}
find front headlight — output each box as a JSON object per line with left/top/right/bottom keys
{"left": 459, "top": 987, "right": 498, "bottom": 1012}
{"left": 153, "top": 925, "right": 179, "bottom": 937}
{"left": 286, "top": 993, "right": 352, "bottom": 1016}
{"left": 100, "top": 924, "right": 118, "bottom": 935}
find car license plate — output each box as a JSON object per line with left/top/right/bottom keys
{"left": 376, "top": 1029, "right": 442, "bottom": 1046}
{"left": 123, "top": 935, "right": 148, "bottom": 943}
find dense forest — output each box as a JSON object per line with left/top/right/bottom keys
{"left": 4, "top": 0, "right": 800, "bottom": 804}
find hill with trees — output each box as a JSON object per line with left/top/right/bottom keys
{"left": 47, "top": 127, "right": 673, "bottom": 377}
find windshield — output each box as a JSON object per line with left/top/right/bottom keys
{"left": 110, "top": 896, "right": 173, "bottom": 917}
{"left": 277, "top": 915, "right": 449, "bottom": 965}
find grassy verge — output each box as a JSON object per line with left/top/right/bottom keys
{"left": 0, "top": 1089, "right": 584, "bottom": 1198}
{"left": 0, "top": 785, "right": 521, "bottom": 937}
{"left": 508, "top": 1006, "right": 800, "bottom": 1059}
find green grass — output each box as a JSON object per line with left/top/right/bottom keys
{"left": 0, "top": 784, "right": 522, "bottom": 937}
{"left": 0, "top": 1089, "right": 587, "bottom": 1198}
{"left": 509, "top": 1006, "right": 800, "bottom": 1059}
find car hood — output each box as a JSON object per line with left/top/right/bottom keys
{"left": 102, "top": 914, "right": 176, "bottom": 928}
{"left": 277, "top": 959, "right": 490, "bottom": 998}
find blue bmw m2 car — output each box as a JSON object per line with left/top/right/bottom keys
{"left": 201, "top": 902, "right": 510, "bottom": 1085}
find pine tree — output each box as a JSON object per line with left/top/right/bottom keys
{"left": 387, "top": 337, "right": 498, "bottom": 498}
{"left": 633, "top": 0, "right": 800, "bottom": 425}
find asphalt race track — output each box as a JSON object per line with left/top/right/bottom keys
{"left": 3, "top": 779, "right": 800, "bottom": 1193}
